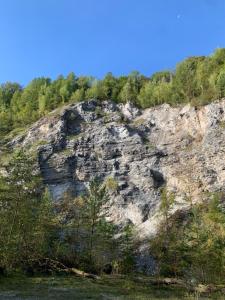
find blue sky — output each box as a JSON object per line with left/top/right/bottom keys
{"left": 0, "top": 0, "right": 225, "bottom": 85}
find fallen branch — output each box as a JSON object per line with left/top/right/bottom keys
{"left": 28, "top": 257, "right": 100, "bottom": 280}
{"left": 70, "top": 268, "right": 100, "bottom": 279}
{"left": 135, "top": 276, "right": 225, "bottom": 295}
{"left": 135, "top": 276, "right": 185, "bottom": 286}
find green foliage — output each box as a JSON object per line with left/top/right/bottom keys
{"left": 1, "top": 48, "right": 225, "bottom": 138}
{"left": 48, "top": 178, "right": 122, "bottom": 274}
{"left": 1, "top": 151, "right": 225, "bottom": 283}
{"left": 0, "top": 275, "right": 203, "bottom": 300}
{"left": 216, "top": 70, "right": 225, "bottom": 98}
{"left": 0, "top": 171, "right": 121, "bottom": 275}
{"left": 173, "top": 57, "right": 204, "bottom": 101}
{"left": 160, "top": 188, "right": 175, "bottom": 222}
{"left": 82, "top": 178, "right": 111, "bottom": 268}
{"left": 116, "top": 224, "right": 136, "bottom": 274}
{"left": 150, "top": 192, "right": 225, "bottom": 284}
{"left": 0, "top": 150, "right": 54, "bottom": 273}
{"left": 105, "top": 177, "right": 118, "bottom": 191}
{"left": 119, "top": 71, "right": 144, "bottom": 104}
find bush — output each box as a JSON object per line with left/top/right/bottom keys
{"left": 150, "top": 192, "right": 225, "bottom": 284}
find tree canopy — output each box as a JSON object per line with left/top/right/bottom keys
{"left": 1, "top": 49, "right": 225, "bottom": 137}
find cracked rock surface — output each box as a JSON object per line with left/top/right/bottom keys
{"left": 9, "top": 98, "right": 225, "bottom": 238}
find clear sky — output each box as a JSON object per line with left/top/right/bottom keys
{"left": 1, "top": 0, "right": 225, "bottom": 85}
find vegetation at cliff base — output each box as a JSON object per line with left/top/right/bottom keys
{"left": 0, "top": 152, "right": 225, "bottom": 299}
{"left": 1, "top": 49, "right": 225, "bottom": 298}
{"left": 0, "top": 151, "right": 136, "bottom": 276}
{"left": 0, "top": 275, "right": 208, "bottom": 300}
{"left": 1, "top": 48, "right": 225, "bottom": 137}
{"left": 150, "top": 189, "right": 225, "bottom": 285}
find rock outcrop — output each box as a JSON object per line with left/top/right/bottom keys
{"left": 8, "top": 98, "right": 225, "bottom": 238}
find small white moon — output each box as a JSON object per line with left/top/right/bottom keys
{"left": 177, "top": 14, "right": 181, "bottom": 19}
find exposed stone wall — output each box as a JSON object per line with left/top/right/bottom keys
{"left": 9, "top": 98, "right": 225, "bottom": 238}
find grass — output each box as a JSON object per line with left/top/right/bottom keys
{"left": 58, "top": 148, "right": 74, "bottom": 156}
{"left": 31, "top": 139, "right": 49, "bottom": 148}
{"left": 0, "top": 275, "right": 223, "bottom": 300}
{"left": 67, "top": 132, "right": 84, "bottom": 141}
{"left": 105, "top": 177, "right": 119, "bottom": 191}
{"left": 218, "top": 120, "right": 225, "bottom": 129}
{"left": 0, "top": 151, "right": 12, "bottom": 166}
{"left": 5, "top": 126, "right": 27, "bottom": 139}
{"left": 0, "top": 126, "right": 27, "bottom": 146}
{"left": 133, "top": 118, "right": 146, "bottom": 126}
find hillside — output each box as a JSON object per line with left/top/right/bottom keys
{"left": 1, "top": 51, "right": 225, "bottom": 286}
{"left": 6, "top": 98, "right": 225, "bottom": 239}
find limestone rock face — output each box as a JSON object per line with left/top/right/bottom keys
{"left": 9, "top": 98, "right": 225, "bottom": 237}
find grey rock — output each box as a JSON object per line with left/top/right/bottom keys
{"left": 8, "top": 98, "right": 225, "bottom": 238}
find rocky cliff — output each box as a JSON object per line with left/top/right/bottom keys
{"left": 8, "top": 98, "right": 225, "bottom": 238}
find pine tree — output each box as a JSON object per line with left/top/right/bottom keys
{"left": 0, "top": 150, "right": 54, "bottom": 273}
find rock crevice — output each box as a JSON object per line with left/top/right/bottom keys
{"left": 10, "top": 99, "right": 225, "bottom": 237}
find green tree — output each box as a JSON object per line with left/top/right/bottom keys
{"left": 216, "top": 70, "right": 225, "bottom": 98}
{"left": 85, "top": 80, "right": 105, "bottom": 100}
{"left": 71, "top": 88, "right": 85, "bottom": 102}
{"left": 150, "top": 192, "right": 225, "bottom": 283}
{"left": 101, "top": 72, "right": 119, "bottom": 100}
{"left": 83, "top": 178, "right": 110, "bottom": 266}
{"left": 150, "top": 71, "right": 173, "bottom": 84}
{"left": 138, "top": 81, "right": 155, "bottom": 108}
{"left": 116, "top": 224, "right": 135, "bottom": 274}
{"left": 55, "top": 178, "right": 117, "bottom": 273}
{"left": 173, "top": 56, "right": 205, "bottom": 101}
{"left": 0, "top": 150, "right": 53, "bottom": 273}
{"left": 119, "top": 71, "right": 143, "bottom": 104}
{"left": 0, "top": 82, "right": 22, "bottom": 109}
